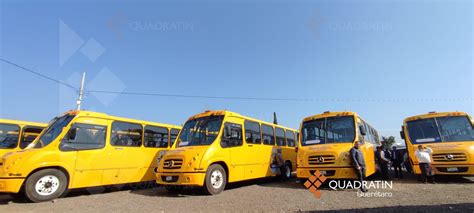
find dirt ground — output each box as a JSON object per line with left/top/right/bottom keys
{"left": 0, "top": 173, "right": 473, "bottom": 213}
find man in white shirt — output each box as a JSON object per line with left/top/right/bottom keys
{"left": 415, "top": 145, "right": 435, "bottom": 184}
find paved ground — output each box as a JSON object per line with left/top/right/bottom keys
{"left": 0, "top": 173, "right": 473, "bottom": 212}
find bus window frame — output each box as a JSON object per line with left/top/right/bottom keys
{"left": 110, "top": 121, "right": 144, "bottom": 148}
{"left": 221, "top": 122, "right": 243, "bottom": 148}
{"left": 0, "top": 123, "right": 21, "bottom": 149}
{"left": 19, "top": 125, "right": 45, "bottom": 149}
{"left": 59, "top": 122, "right": 108, "bottom": 151}
{"left": 244, "top": 120, "right": 262, "bottom": 145}
{"left": 144, "top": 125, "right": 170, "bottom": 148}
{"left": 261, "top": 124, "right": 275, "bottom": 146}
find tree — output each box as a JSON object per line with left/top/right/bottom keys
{"left": 381, "top": 136, "right": 396, "bottom": 149}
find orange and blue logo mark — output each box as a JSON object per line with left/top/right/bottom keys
{"left": 304, "top": 170, "right": 327, "bottom": 198}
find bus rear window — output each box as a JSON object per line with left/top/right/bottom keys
{"left": 0, "top": 124, "right": 20, "bottom": 149}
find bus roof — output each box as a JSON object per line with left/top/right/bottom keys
{"left": 63, "top": 110, "right": 182, "bottom": 129}
{"left": 188, "top": 110, "right": 298, "bottom": 132}
{"left": 302, "top": 111, "right": 357, "bottom": 122}
{"left": 0, "top": 119, "right": 47, "bottom": 127}
{"left": 404, "top": 111, "right": 469, "bottom": 123}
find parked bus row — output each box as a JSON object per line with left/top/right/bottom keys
{"left": 0, "top": 110, "right": 472, "bottom": 202}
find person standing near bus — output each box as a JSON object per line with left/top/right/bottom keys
{"left": 391, "top": 146, "right": 403, "bottom": 179}
{"left": 350, "top": 142, "right": 368, "bottom": 192}
{"left": 415, "top": 145, "right": 435, "bottom": 184}
{"left": 377, "top": 146, "right": 391, "bottom": 180}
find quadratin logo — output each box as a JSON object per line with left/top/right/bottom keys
{"left": 304, "top": 170, "right": 327, "bottom": 198}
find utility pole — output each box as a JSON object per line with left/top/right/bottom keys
{"left": 76, "top": 72, "right": 86, "bottom": 111}
{"left": 273, "top": 112, "right": 278, "bottom": 125}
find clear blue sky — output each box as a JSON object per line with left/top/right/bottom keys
{"left": 0, "top": 0, "right": 472, "bottom": 145}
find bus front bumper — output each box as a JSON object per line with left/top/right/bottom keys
{"left": 0, "top": 178, "right": 24, "bottom": 193}
{"left": 297, "top": 167, "right": 357, "bottom": 179}
{"left": 413, "top": 164, "right": 474, "bottom": 176}
{"left": 156, "top": 172, "right": 206, "bottom": 186}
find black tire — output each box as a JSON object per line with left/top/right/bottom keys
{"left": 203, "top": 164, "right": 227, "bottom": 195}
{"left": 24, "top": 169, "right": 68, "bottom": 203}
{"left": 282, "top": 162, "right": 292, "bottom": 180}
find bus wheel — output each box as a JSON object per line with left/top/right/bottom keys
{"left": 283, "top": 162, "right": 292, "bottom": 180}
{"left": 203, "top": 164, "right": 227, "bottom": 195}
{"left": 24, "top": 169, "right": 68, "bottom": 203}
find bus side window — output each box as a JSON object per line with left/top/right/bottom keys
{"left": 285, "top": 130, "right": 296, "bottom": 147}
{"left": 262, "top": 125, "right": 275, "bottom": 145}
{"left": 144, "top": 126, "right": 169, "bottom": 148}
{"left": 60, "top": 123, "right": 107, "bottom": 151}
{"left": 111, "top": 121, "right": 143, "bottom": 147}
{"left": 0, "top": 124, "right": 20, "bottom": 149}
{"left": 244, "top": 120, "right": 261, "bottom": 144}
{"left": 275, "top": 128, "right": 286, "bottom": 146}
{"left": 221, "top": 123, "right": 243, "bottom": 148}
{"left": 169, "top": 128, "right": 180, "bottom": 148}
{"left": 20, "top": 126, "right": 44, "bottom": 149}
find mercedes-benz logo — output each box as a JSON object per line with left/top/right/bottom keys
{"left": 317, "top": 156, "right": 325, "bottom": 163}
{"left": 445, "top": 154, "right": 454, "bottom": 160}
{"left": 164, "top": 160, "right": 174, "bottom": 168}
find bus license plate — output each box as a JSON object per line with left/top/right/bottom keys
{"left": 166, "top": 176, "right": 173, "bottom": 181}
{"left": 320, "top": 171, "right": 327, "bottom": 175}
{"left": 447, "top": 167, "right": 458, "bottom": 172}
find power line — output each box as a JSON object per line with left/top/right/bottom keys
{"left": 87, "top": 90, "right": 314, "bottom": 101}
{"left": 86, "top": 90, "right": 474, "bottom": 102}
{"left": 2, "top": 58, "right": 473, "bottom": 103}
{"left": 0, "top": 58, "right": 78, "bottom": 90}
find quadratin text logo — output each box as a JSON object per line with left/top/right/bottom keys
{"left": 304, "top": 170, "right": 327, "bottom": 198}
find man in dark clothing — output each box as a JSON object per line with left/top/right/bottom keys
{"left": 350, "top": 142, "right": 368, "bottom": 192}
{"left": 377, "top": 146, "right": 390, "bottom": 180}
{"left": 391, "top": 146, "right": 403, "bottom": 179}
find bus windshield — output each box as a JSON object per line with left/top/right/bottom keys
{"left": 177, "top": 116, "right": 224, "bottom": 147}
{"left": 302, "top": 116, "right": 355, "bottom": 146}
{"left": 31, "top": 114, "right": 75, "bottom": 148}
{"left": 407, "top": 116, "right": 474, "bottom": 143}
{"left": 0, "top": 124, "right": 20, "bottom": 149}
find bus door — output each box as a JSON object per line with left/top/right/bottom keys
{"left": 222, "top": 122, "right": 246, "bottom": 182}
{"left": 59, "top": 117, "right": 109, "bottom": 188}
{"left": 109, "top": 121, "right": 145, "bottom": 184}
{"left": 243, "top": 121, "right": 264, "bottom": 179}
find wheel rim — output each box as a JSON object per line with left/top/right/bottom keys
{"left": 210, "top": 170, "right": 224, "bottom": 189}
{"left": 35, "top": 175, "right": 60, "bottom": 196}
{"left": 285, "top": 165, "right": 291, "bottom": 178}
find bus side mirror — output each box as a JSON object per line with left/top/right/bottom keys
{"left": 224, "top": 125, "right": 232, "bottom": 138}
{"left": 359, "top": 125, "right": 367, "bottom": 136}
{"left": 400, "top": 129, "right": 405, "bottom": 140}
{"left": 67, "top": 128, "right": 77, "bottom": 141}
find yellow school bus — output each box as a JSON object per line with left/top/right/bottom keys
{"left": 297, "top": 111, "right": 380, "bottom": 179}
{"left": 0, "top": 119, "right": 47, "bottom": 157}
{"left": 155, "top": 110, "right": 298, "bottom": 195}
{"left": 0, "top": 110, "right": 181, "bottom": 202}
{"left": 400, "top": 111, "right": 474, "bottom": 176}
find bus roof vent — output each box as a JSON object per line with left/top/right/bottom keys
{"left": 323, "top": 111, "right": 330, "bottom": 114}
{"left": 428, "top": 111, "right": 436, "bottom": 114}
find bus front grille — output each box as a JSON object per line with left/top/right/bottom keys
{"left": 308, "top": 155, "right": 336, "bottom": 165}
{"left": 432, "top": 153, "right": 467, "bottom": 162}
{"left": 163, "top": 159, "right": 183, "bottom": 169}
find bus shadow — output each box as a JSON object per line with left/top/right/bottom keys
{"left": 130, "top": 176, "right": 297, "bottom": 197}
{"left": 305, "top": 203, "right": 474, "bottom": 213}
{"left": 0, "top": 181, "right": 163, "bottom": 204}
